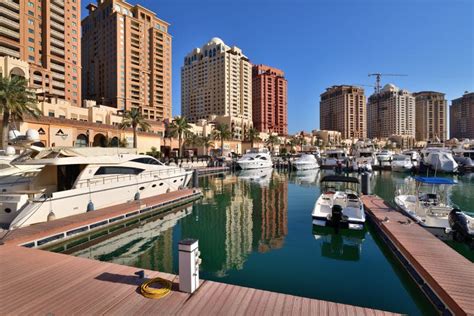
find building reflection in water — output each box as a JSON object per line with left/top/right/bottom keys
{"left": 182, "top": 171, "right": 288, "bottom": 277}
{"left": 312, "top": 226, "right": 367, "bottom": 261}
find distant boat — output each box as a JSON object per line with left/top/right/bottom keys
{"left": 236, "top": 148, "right": 273, "bottom": 170}
{"left": 320, "top": 149, "right": 348, "bottom": 168}
{"left": 421, "top": 143, "right": 458, "bottom": 173}
{"left": 391, "top": 154, "right": 414, "bottom": 173}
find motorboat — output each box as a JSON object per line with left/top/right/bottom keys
{"left": 320, "top": 149, "right": 349, "bottom": 168}
{"left": 375, "top": 150, "right": 393, "bottom": 167}
{"left": 312, "top": 225, "right": 366, "bottom": 261}
{"left": 238, "top": 167, "right": 273, "bottom": 186}
{"left": 402, "top": 150, "right": 420, "bottom": 164}
{"left": 395, "top": 176, "right": 474, "bottom": 241}
{"left": 351, "top": 142, "right": 377, "bottom": 172}
{"left": 453, "top": 143, "right": 474, "bottom": 169}
{"left": 312, "top": 175, "right": 365, "bottom": 230}
{"left": 292, "top": 154, "right": 319, "bottom": 170}
{"left": 421, "top": 143, "right": 457, "bottom": 173}
{"left": 236, "top": 148, "right": 272, "bottom": 170}
{"left": 391, "top": 154, "right": 414, "bottom": 173}
{"left": 0, "top": 147, "right": 193, "bottom": 229}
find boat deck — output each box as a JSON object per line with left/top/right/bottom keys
{"left": 0, "top": 245, "right": 399, "bottom": 315}
{"left": 362, "top": 195, "right": 474, "bottom": 315}
{"left": 1, "top": 188, "right": 202, "bottom": 247}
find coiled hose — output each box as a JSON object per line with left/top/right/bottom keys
{"left": 140, "top": 277, "right": 172, "bottom": 299}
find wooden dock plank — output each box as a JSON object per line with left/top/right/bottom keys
{"left": 362, "top": 195, "right": 474, "bottom": 316}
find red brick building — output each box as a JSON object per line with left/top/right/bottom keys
{"left": 252, "top": 65, "right": 288, "bottom": 135}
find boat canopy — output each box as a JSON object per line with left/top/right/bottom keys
{"left": 320, "top": 175, "right": 359, "bottom": 184}
{"left": 413, "top": 176, "right": 457, "bottom": 185}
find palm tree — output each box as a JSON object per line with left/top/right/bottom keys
{"left": 200, "top": 135, "right": 214, "bottom": 156}
{"left": 266, "top": 135, "right": 280, "bottom": 153}
{"left": 120, "top": 107, "right": 151, "bottom": 149}
{"left": 0, "top": 76, "right": 40, "bottom": 149}
{"left": 168, "top": 116, "right": 191, "bottom": 157}
{"left": 245, "top": 127, "right": 260, "bottom": 148}
{"left": 185, "top": 132, "right": 201, "bottom": 148}
{"left": 213, "top": 123, "right": 232, "bottom": 156}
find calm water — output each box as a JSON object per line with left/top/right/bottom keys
{"left": 57, "top": 170, "right": 474, "bottom": 315}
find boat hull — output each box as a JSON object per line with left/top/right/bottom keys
{"left": 237, "top": 160, "right": 273, "bottom": 170}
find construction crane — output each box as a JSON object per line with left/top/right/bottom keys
{"left": 368, "top": 73, "right": 408, "bottom": 94}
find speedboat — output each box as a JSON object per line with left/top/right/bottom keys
{"left": 375, "top": 150, "right": 393, "bottom": 167}
{"left": 320, "top": 149, "right": 348, "bottom": 168}
{"left": 0, "top": 147, "right": 193, "bottom": 229}
{"left": 236, "top": 148, "right": 272, "bottom": 170}
{"left": 312, "top": 175, "right": 365, "bottom": 230}
{"left": 395, "top": 176, "right": 474, "bottom": 241}
{"left": 292, "top": 154, "right": 319, "bottom": 170}
{"left": 391, "top": 154, "right": 414, "bottom": 172}
{"left": 402, "top": 150, "right": 420, "bottom": 165}
{"left": 453, "top": 144, "right": 474, "bottom": 169}
{"left": 421, "top": 143, "right": 457, "bottom": 173}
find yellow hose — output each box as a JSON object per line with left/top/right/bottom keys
{"left": 140, "top": 277, "right": 172, "bottom": 299}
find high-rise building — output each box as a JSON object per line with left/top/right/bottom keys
{"left": 0, "top": 0, "right": 81, "bottom": 105}
{"left": 367, "top": 84, "right": 415, "bottom": 139}
{"left": 181, "top": 38, "right": 252, "bottom": 139}
{"left": 82, "top": 0, "right": 172, "bottom": 121}
{"left": 252, "top": 65, "right": 287, "bottom": 135}
{"left": 320, "top": 85, "right": 366, "bottom": 140}
{"left": 413, "top": 91, "right": 447, "bottom": 142}
{"left": 450, "top": 92, "right": 474, "bottom": 139}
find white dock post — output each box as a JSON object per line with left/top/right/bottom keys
{"left": 178, "top": 239, "right": 201, "bottom": 293}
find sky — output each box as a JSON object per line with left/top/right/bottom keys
{"left": 82, "top": 0, "right": 474, "bottom": 134}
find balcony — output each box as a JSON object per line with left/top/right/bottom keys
{"left": 0, "top": 16, "right": 19, "bottom": 30}
{"left": 50, "top": 29, "right": 64, "bottom": 40}
{"left": 50, "top": 3, "right": 64, "bottom": 15}
{"left": 51, "top": 0, "right": 64, "bottom": 8}
{"left": 50, "top": 21, "right": 64, "bottom": 32}
{"left": 51, "top": 72, "right": 65, "bottom": 80}
{"left": 50, "top": 45, "right": 65, "bottom": 57}
{"left": 50, "top": 37, "right": 64, "bottom": 48}
{"left": 0, "top": 6, "right": 19, "bottom": 20}
{"left": 51, "top": 88, "right": 65, "bottom": 96}
{"left": 0, "top": 25, "right": 19, "bottom": 40}
{"left": 52, "top": 81, "right": 65, "bottom": 89}
{"left": 0, "top": 0, "right": 19, "bottom": 11}
{"left": 50, "top": 63, "right": 65, "bottom": 72}
{"left": 0, "top": 45, "right": 19, "bottom": 57}
{"left": 50, "top": 11, "right": 64, "bottom": 24}
{"left": 33, "top": 74, "right": 43, "bottom": 82}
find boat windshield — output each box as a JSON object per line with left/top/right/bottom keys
{"left": 360, "top": 153, "right": 372, "bottom": 158}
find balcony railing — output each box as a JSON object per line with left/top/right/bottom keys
{"left": 50, "top": 45, "right": 65, "bottom": 57}
{"left": 0, "top": 25, "right": 19, "bottom": 39}
{"left": 0, "top": 6, "right": 19, "bottom": 20}
{"left": 0, "top": 45, "right": 19, "bottom": 57}
{"left": 52, "top": 72, "right": 65, "bottom": 80}
{"left": 0, "top": 16, "right": 19, "bottom": 30}
{"left": 50, "top": 20, "right": 64, "bottom": 32}
{"left": 50, "top": 3, "right": 64, "bottom": 15}
{"left": 0, "top": 0, "right": 19, "bottom": 11}
{"left": 50, "top": 63, "right": 65, "bottom": 72}
{"left": 50, "top": 11, "right": 64, "bottom": 24}
{"left": 50, "top": 37, "right": 65, "bottom": 48}
{"left": 50, "top": 29, "right": 64, "bottom": 41}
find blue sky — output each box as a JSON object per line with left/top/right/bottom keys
{"left": 82, "top": 0, "right": 474, "bottom": 134}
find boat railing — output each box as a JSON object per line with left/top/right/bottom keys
{"left": 75, "top": 167, "right": 186, "bottom": 189}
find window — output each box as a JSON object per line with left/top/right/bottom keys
{"left": 95, "top": 167, "right": 144, "bottom": 175}
{"left": 28, "top": 47, "right": 34, "bottom": 52}
{"left": 28, "top": 28, "right": 34, "bottom": 34}
{"left": 28, "top": 38, "right": 34, "bottom": 43}
{"left": 27, "top": 1, "right": 34, "bottom": 6}
{"left": 48, "top": 111, "right": 55, "bottom": 117}
{"left": 28, "top": 19, "right": 34, "bottom": 25}
{"left": 28, "top": 10, "right": 34, "bottom": 16}
{"left": 131, "top": 157, "right": 162, "bottom": 165}
{"left": 29, "top": 56, "right": 35, "bottom": 61}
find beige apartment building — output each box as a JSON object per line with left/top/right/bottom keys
{"left": 320, "top": 85, "right": 367, "bottom": 140}
{"left": 450, "top": 92, "right": 474, "bottom": 139}
{"left": 82, "top": 0, "right": 172, "bottom": 121}
{"left": 181, "top": 38, "right": 252, "bottom": 140}
{"left": 413, "top": 91, "right": 447, "bottom": 142}
{"left": 0, "top": 0, "right": 81, "bottom": 105}
{"left": 367, "top": 83, "right": 415, "bottom": 139}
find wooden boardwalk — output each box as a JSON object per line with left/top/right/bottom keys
{"left": 1, "top": 188, "right": 202, "bottom": 247}
{"left": 362, "top": 195, "right": 474, "bottom": 316}
{"left": 0, "top": 245, "right": 398, "bottom": 315}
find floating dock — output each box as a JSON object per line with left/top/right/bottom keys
{"left": 0, "top": 245, "right": 399, "bottom": 315}
{"left": 362, "top": 195, "right": 474, "bottom": 316}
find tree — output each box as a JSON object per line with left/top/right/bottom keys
{"left": 200, "top": 135, "right": 214, "bottom": 156}
{"left": 120, "top": 107, "right": 150, "bottom": 149}
{"left": 0, "top": 76, "right": 40, "bottom": 149}
{"left": 168, "top": 116, "right": 191, "bottom": 157}
{"left": 245, "top": 127, "right": 261, "bottom": 148}
{"left": 266, "top": 135, "right": 280, "bottom": 153}
{"left": 213, "top": 123, "right": 232, "bottom": 156}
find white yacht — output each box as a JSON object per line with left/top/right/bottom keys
{"left": 0, "top": 147, "right": 193, "bottom": 230}
{"left": 236, "top": 148, "right": 272, "bottom": 170}
{"left": 312, "top": 175, "right": 365, "bottom": 230}
{"left": 352, "top": 142, "right": 377, "bottom": 172}
{"left": 453, "top": 143, "right": 474, "bottom": 169}
{"left": 375, "top": 150, "right": 393, "bottom": 167}
{"left": 320, "top": 149, "right": 348, "bottom": 168}
{"left": 395, "top": 176, "right": 474, "bottom": 240}
{"left": 402, "top": 150, "right": 421, "bottom": 164}
{"left": 292, "top": 154, "right": 319, "bottom": 170}
{"left": 391, "top": 154, "right": 414, "bottom": 172}
{"left": 0, "top": 146, "right": 44, "bottom": 193}
{"left": 421, "top": 143, "right": 457, "bottom": 173}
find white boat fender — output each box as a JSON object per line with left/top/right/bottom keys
{"left": 87, "top": 201, "right": 95, "bottom": 212}
{"left": 47, "top": 211, "right": 56, "bottom": 221}
{"left": 134, "top": 192, "right": 140, "bottom": 201}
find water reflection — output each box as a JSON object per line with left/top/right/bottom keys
{"left": 237, "top": 167, "right": 273, "bottom": 186}
{"left": 291, "top": 169, "right": 320, "bottom": 186}
{"left": 312, "top": 226, "right": 367, "bottom": 261}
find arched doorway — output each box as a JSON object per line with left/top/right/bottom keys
{"left": 75, "top": 134, "right": 88, "bottom": 147}
{"left": 110, "top": 136, "right": 119, "bottom": 147}
{"left": 10, "top": 67, "right": 26, "bottom": 79}
{"left": 93, "top": 133, "right": 107, "bottom": 147}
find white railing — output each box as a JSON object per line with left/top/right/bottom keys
{"left": 75, "top": 167, "right": 187, "bottom": 189}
